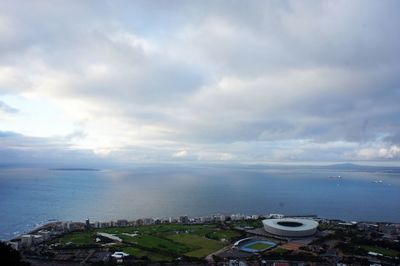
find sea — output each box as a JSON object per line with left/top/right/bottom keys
{"left": 1, "top": 163, "right": 399, "bottom": 240}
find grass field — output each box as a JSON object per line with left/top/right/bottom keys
{"left": 246, "top": 242, "right": 274, "bottom": 251}
{"left": 134, "top": 235, "right": 189, "bottom": 254}
{"left": 121, "top": 246, "right": 173, "bottom": 262}
{"left": 167, "top": 234, "right": 224, "bottom": 258}
{"left": 267, "top": 247, "right": 290, "bottom": 256}
{"left": 51, "top": 231, "right": 94, "bottom": 245}
{"left": 361, "top": 245, "right": 400, "bottom": 257}
{"left": 51, "top": 224, "right": 238, "bottom": 262}
{"left": 206, "top": 230, "right": 240, "bottom": 240}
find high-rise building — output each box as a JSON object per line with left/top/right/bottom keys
{"left": 21, "top": 235, "right": 33, "bottom": 248}
{"left": 179, "top": 215, "right": 189, "bottom": 224}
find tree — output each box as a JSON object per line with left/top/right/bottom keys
{"left": 0, "top": 242, "right": 30, "bottom": 266}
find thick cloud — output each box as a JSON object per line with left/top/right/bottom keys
{"left": 0, "top": 100, "right": 18, "bottom": 113}
{"left": 0, "top": 0, "right": 399, "bottom": 164}
{"left": 0, "top": 131, "right": 113, "bottom": 167}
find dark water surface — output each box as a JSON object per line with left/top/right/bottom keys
{"left": 1, "top": 164, "right": 399, "bottom": 240}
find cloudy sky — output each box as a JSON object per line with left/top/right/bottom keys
{"left": 0, "top": 0, "right": 399, "bottom": 166}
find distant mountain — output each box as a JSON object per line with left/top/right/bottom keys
{"left": 327, "top": 163, "right": 364, "bottom": 169}
{"left": 49, "top": 168, "right": 100, "bottom": 171}
{"left": 324, "top": 163, "right": 400, "bottom": 173}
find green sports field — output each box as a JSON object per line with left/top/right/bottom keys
{"left": 50, "top": 224, "right": 241, "bottom": 262}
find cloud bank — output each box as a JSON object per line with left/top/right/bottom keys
{"left": 0, "top": 0, "right": 399, "bottom": 165}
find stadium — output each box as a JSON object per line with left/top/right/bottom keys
{"left": 262, "top": 218, "right": 319, "bottom": 237}
{"left": 234, "top": 237, "right": 277, "bottom": 253}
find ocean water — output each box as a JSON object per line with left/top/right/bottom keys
{"left": 0, "top": 164, "right": 400, "bottom": 240}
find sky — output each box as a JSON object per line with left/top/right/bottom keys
{"left": 0, "top": 0, "right": 399, "bottom": 166}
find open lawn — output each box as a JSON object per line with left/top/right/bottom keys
{"left": 206, "top": 229, "right": 241, "bottom": 241}
{"left": 135, "top": 235, "right": 189, "bottom": 254}
{"left": 361, "top": 245, "right": 400, "bottom": 257}
{"left": 51, "top": 231, "right": 95, "bottom": 246}
{"left": 51, "top": 223, "right": 234, "bottom": 262}
{"left": 168, "top": 234, "right": 224, "bottom": 258}
{"left": 121, "top": 246, "right": 173, "bottom": 262}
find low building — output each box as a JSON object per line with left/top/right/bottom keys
{"left": 7, "top": 241, "right": 19, "bottom": 250}
{"left": 144, "top": 218, "right": 154, "bottom": 225}
{"left": 21, "top": 235, "right": 33, "bottom": 248}
{"left": 97, "top": 232, "right": 122, "bottom": 242}
{"left": 37, "top": 230, "right": 51, "bottom": 240}
{"left": 62, "top": 221, "right": 71, "bottom": 231}
{"left": 267, "top": 214, "right": 285, "bottom": 219}
{"left": 32, "top": 234, "right": 44, "bottom": 244}
{"left": 101, "top": 222, "right": 110, "bottom": 228}
{"left": 116, "top": 219, "right": 128, "bottom": 227}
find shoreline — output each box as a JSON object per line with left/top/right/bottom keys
{"left": 6, "top": 212, "right": 400, "bottom": 242}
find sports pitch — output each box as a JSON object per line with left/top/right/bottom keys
{"left": 240, "top": 240, "right": 276, "bottom": 253}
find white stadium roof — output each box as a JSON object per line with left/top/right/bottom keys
{"left": 262, "top": 218, "right": 319, "bottom": 237}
